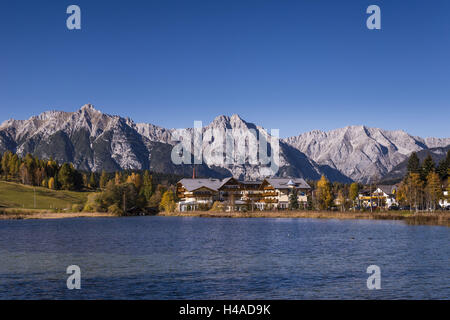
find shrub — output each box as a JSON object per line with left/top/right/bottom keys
{"left": 209, "top": 201, "right": 224, "bottom": 212}
{"left": 159, "top": 190, "right": 176, "bottom": 212}
{"left": 71, "top": 204, "right": 83, "bottom": 212}
{"left": 107, "top": 204, "right": 123, "bottom": 215}
{"left": 83, "top": 193, "right": 104, "bottom": 212}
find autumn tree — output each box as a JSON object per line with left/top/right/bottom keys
{"left": 1, "top": 152, "right": 11, "bottom": 179}
{"left": 114, "top": 172, "right": 122, "bottom": 185}
{"left": 336, "top": 190, "right": 346, "bottom": 212}
{"left": 407, "top": 173, "right": 424, "bottom": 212}
{"left": 425, "top": 171, "right": 442, "bottom": 211}
{"left": 48, "top": 177, "right": 56, "bottom": 190}
{"left": 349, "top": 182, "right": 359, "bottom": 207}
{"left": 316, "top": 175, "right": 333, "bottom": 210}
{"left": 159, "top": 190, "right": 176, "bottom": 213}
{"left": 99, "top": 170, "right": 109, "bottom": 189}
{"left": 126, "top": 172, "right": 142, "bottom": 190}
{"left": 9, "top": 153, "right": 20, "bottom": 179}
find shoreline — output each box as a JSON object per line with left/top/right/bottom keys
{"left": 0, "top": 209, "right": 448, "bottom": 226}
{"left": 158, "top": 210, "right": 450, "bottom": 226}
{"left": 0, "top": 211, "right": 116, "bottom": 220}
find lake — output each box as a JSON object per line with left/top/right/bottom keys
{"left": 0, "top": 216, "right": 448, "bottom": 299}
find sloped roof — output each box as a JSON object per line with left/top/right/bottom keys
{"left": 178, "top": 178, "right": 224, "bottom": 192}
{"left": 377, "top": 185, "right": 397, "bottom": 195}
{"left": 265, "top": 178, "right": 311, "bottom": 189}
{"left": 239, "top": 180, "right": 263, "bottom": 185}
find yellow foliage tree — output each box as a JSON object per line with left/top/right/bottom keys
{"left": 316, "top": 175, "right": 333, "bottom": 210}
{"left": 48, "top": 177, "right": 55, "bottom": 190}
{"left": 426, "top": 171, "right": 442, "bottom": 211}
{"left": 159, "top": 190, "right": 176, "bottom": 213}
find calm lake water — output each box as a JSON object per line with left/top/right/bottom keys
{"left": 0, "top": 216, "right": 448, "bottom": 299}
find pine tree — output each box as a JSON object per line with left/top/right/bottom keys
{"left": 58, "top": 163, "right": 76, "bottom": 190}
{"left": 421, "top": 154, "right": 435, "bottom": 182}
{"left": 288, "top": 190, "right": 299, "bottom": 210}
{"left": 140, "top": 170, "right": 153, "bottom": 201}
{"left": 89, "top": 172, "right": 98, "bottom": 189}
{"left": 100, "top": 170, "right": 108, "bottom": 189}
{"left": 407, "top": 152, "right": 420, "bottom": 175}
{"left": 436, "top": 159, "right": 448, "bottom": 180}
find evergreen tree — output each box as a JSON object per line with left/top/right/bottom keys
{"left": 89, "top": 172, "right": 98, "bottom": 189}
{"left": 407, "top": 152, "right": 420, "bottom": 175}
{"left": 140, "top": 170, "right": 153, "bottom": 201}
{"left": 99, "top": 170, "right": 108, "bottom": 189}
{"left": 421, "top": 154, "right": 435, "bottom": 182}
{"left": 436, "top": 159, "right": 448, "bottom": 180}
{"left": 288, "top": 190, "right": 299, "bottom": 210}
{"left": 58, "top": 163, "right": 77, "bottom": 190}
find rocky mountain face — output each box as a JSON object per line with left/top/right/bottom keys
{"left": 284, "top": 126, "right": 450, "bottom": 183}
{"left": 1, "top": 104, "right": 448, "bottom": 183}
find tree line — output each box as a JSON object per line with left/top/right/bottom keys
{"left": 290, "top": 150, "right": 450, "bottom": 212}
{"left": 0, "top": 151, "right": 179, "bottom": 215}
{"left": 396, "top": 151, "right": 450, "bottom": 211}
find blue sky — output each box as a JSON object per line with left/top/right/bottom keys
{"left": 1, "top": 0, "right": 449, "bottom": 138}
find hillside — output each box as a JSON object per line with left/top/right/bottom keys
{"left": 0, "top": 181, "right": 89, "bottom": 210}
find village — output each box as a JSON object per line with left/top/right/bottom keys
{"left": 176, "top": 175, "right": 450, "bottom": 212}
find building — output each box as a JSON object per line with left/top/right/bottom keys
{"left": 259, "top": 178, "right": 310, "bottom": 210}
{"left": 176, "top": 177, "right": 311, "bottom": 211}
{"left": 176, "top": 178, "right": 223, "bottom": 211}
{"left": 358, "top": 185, "right": 398, "bottom": 209}
{"left": 439, "top": 191, "right": 449, "bottom": 209}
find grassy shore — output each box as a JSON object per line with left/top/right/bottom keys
{"left": 159, "top": 210, "right": 450, "bottom": 226}
{"left": 0, "top": 181, "right": 89, "bottom": 210}
{"left": 0, "top": 210, "right": 116, "bottom": 220}
{"left": 0, "top": 180, "right": 112, "bottom": 219}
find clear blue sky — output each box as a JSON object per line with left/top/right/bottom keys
{"left": 1, "top": 0, "right": 449, "bottom": 138}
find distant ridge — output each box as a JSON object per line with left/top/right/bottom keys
{"left": 1, "top": 104, "right": 449, "bottom": 183}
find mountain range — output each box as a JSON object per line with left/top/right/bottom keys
{"left": 1, "top": 104, "right": 449, "bottom": 183}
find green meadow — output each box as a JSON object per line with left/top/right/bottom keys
{"left": 0, "top": 181, "right": 89, "bottom": 210}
